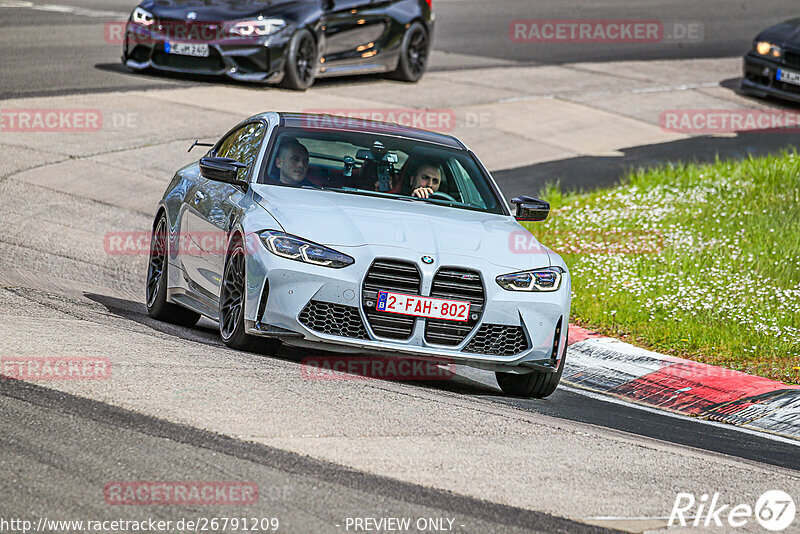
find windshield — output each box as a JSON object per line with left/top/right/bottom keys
{"left": 258, "top": 127, "right": 507, "bottom": 215}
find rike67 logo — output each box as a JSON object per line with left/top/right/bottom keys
{"left": 669, "top": 490, "right": 796, "bottom": 531}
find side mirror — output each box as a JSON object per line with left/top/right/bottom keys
{"left": 199, "top": 157, "right": 248, "bottom": 188}
{"left": 511, "top": 196, "right": 550, "bottom": 222}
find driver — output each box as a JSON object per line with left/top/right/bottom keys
{"left": 273, "top": 139, "right": 313, "bottom": 186}
{"left": 409, "top": 163, "right": 442, "bottom": 199}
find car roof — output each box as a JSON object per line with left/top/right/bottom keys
{"left": 261, "top": 112, "right": 465, "bottom": 149}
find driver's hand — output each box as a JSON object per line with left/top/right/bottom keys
{"left": 412, "top": 187, "right": 434, "bottom": 198}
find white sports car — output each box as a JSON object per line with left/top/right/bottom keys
{"left": 146, "top": 112, "right": 571, "bottom": 397}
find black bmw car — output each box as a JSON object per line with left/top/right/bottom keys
{"left": 742, "top": 17, "right": 800, "bottom": 103}
{"left": 122, "top": 0, "right": 433, "bottom": 90}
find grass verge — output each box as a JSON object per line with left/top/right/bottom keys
{"left": 523, "top": 151, "right": 800, "bottom": 384}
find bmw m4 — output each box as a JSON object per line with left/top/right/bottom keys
{"left": 146, "top": 112, "right": 571, "bottom": 397}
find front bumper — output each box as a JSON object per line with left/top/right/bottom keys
{"left": 242, "top": 242, "right": 571, "bottom": 373}
{"left": 741, "top": 52, "right": 800, "bottom": 104}
{"left": 122, "top": 22, "right": 290, "bottom": 83}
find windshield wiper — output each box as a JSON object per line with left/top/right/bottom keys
{"left": 319, "top": 187, "right": 409, "bottom": 200}
{"left": 316, "top": 187, "right": 461, "bottom": 208}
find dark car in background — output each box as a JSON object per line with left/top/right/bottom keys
{"left": 122, "top": 0, "right": 434, "bottom": 90}
{"left": 742, "top": 17, "right": 800, "bottom": 103}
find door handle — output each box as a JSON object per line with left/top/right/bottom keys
{"left": 194, "top": 190, "right": 205, "bottom": 203}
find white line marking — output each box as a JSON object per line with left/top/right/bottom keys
{"left": 498, "top": 80, "right": 722, "bottom": 103}
{"left": 587, "top": 515, "right": 675, "bottom": 520}
{"left": 560, "top": 384, "right": 800, "bottom": 446}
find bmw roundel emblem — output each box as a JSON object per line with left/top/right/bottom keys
{"left": 421, "top": 256, "right": 434, "bottom": 264}
{"left": 186, "top": 11, "right": 197, "bottom": 19}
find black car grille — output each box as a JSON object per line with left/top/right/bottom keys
{"left": 463, "top": 324, "right": 529, "bottom": 356}
{"left": 128, "top": 45, "right": 151, "bottom": 63}
{"left": 151, "top": 18, "right": 224, "bottom": 41}
{"left": 298, "top": 301, "right": 368, "bottom": 340}
{"left": 424, "top": 268, "right": 484, "bottom": 346}
{"left": 231, "top": 51, "right": 269, "bottom": 74}
{"left": 151, "top": 46, "right": 225, "bottom": 73}
{"left": 362, "top": 260, "right": 421, "bottom": 340}
{"left": 775, "top": 81, "right": 800, "bottom": 94}
{"left": 784, "top": 50, "right": 800, "bottom": 69}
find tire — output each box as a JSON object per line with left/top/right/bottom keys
{"left": 145, "top": 214, "right": 201, "bottom": 327}
{"left": 279, "top": 29, "right": 317, "bottom": 91}
{"left": 391, "top": 22, "right": 429, "bottom": 82}
{"left": 495, "top": 332, "right": 568, "bottom": 398}
{"left": 219, "top": 238, "right": 281, "bottom": 355}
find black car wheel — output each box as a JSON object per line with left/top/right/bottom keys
{"left": 495, "top": 332, "right": 568, "bottom": 398}
{"left": 392, "top": 22, "right": 429, "bottom": 83}
{"left": 146, "top": 214, "right": 201, "bottom": 327}
{"left": 280, "top": 29, "right": 317, "bottom": 91}
{"left": 219, "top": 238, "right": 281, "bottom": 354}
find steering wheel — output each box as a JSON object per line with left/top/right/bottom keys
{"left": 429, "top": 191, "right": 456, "bottom": 202}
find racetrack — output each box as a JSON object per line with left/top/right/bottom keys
{"left": 2, "top": 1, "right": 800, "bottom": 532}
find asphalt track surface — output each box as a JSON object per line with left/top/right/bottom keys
{"left": 3, "top": 2, "right": 800, "bottom": 533}
{"left": 1, "top": 0, "right": 799, "bottom": 98}
{"left": 0, "top": 379, "right": 612, "bottom": 534}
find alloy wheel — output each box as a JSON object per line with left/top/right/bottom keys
{"left": 296, "top": 35, "right": 315, "bottom": 84}
{"left": 146, "top": 218, "right": 167, "bottom": 308}
{"left": 407, "top": 29, "right": 428, "bottom": 77}
{"left": 220, "top": 246, "right": 245, "bottom": 340}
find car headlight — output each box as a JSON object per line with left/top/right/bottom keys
{"left": 755, "top": 40, "right": 782, "bottom": 58}
{"left": 131, "top": 6, "right": 154, "bottom": 26}
{"left": 260, "top": 231, "right": 354, "bottom": 268}
{"left": 496, "top": 267, "right": 564, "bottom": 292}
{"left": 228, "top": 18, "right": 286, "bottom": 36}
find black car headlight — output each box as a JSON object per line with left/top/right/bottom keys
{"left": 755, "top": 40, "right": 782, "bottom": 59}
{"left": 496, "top": 267, "right": 564, "bottom": 292}
{"left": 259, "top": 231, "right": 354, "bottom": 268}
{"left": 131, "top": 6, "right": 154, "bottom": 26}
{"left": 228, "top": 18, "right": 286, "bottom": 37}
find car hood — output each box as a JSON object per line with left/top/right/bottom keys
{"left": 141, "top": 0, "right": 305, "bottom": 22}
{"left": 251, "top": 185, "right": 552, "bottom": 270}
{"left": 756, "top": 18, "right": 800, "bottom": 47}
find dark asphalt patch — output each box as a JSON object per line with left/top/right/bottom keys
{"left": 0, "top": 377, "right": 620, "bottom": 534}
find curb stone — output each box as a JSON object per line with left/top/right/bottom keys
{"left": 565, "top": 324, "right": 800, "bottom": 440}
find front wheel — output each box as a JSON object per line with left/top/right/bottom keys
{"left": 391, "top": 22, "right": 429, "bottom": 83}
{"left": 219, "top": 239, "right": 281, "bottom": 355}
{"left": 145, "top": 214, "right": 201, "bottom": 327}
{"left": 279, "top": 29, "right": 317, "bottom": 91}
{"left": 495, "top": 332, "right": 568, "bottom": 398}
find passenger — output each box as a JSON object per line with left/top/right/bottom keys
{"left": 273, "top": 139, "right": 313, "bottom": 186}
{"left": 409, "top": 163, "right": 442, "bottom": 198}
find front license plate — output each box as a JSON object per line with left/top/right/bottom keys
{"left": 777, "top": 67, "right": 800, "bottom": 86}
{"left": 376, "top": 291, "right": 470, "bottom": 322}
{"left": 165, "top": 42, "right": 209, "bottom": 57}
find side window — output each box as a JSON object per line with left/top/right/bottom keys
{"left": 447, "top": 158, "right": 486, "bottom": 209}
{"left": 215, "top": 122, "right": 266, "bottom": 181}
